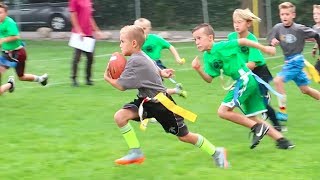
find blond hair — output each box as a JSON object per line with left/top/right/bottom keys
{"left": 134, "top": 18, "right": 151, "bottom": 28}
{"left": 0, "top": 2, "right": 8, "bottom": 11}
{"left": 192, "top": 23, "right": 215, "bottom": 38}
{"left": 279, "top": 2, "right": 296, "bottom": 12}
{"left": 314, "top": 4, "right": 320, "bottom": 10}
{"left": 120, "top": 25, "right": 145, "bottom": 47}
{"left": 233, "top": 8, "right": 261, "bottom": 22}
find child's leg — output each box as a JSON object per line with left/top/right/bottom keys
{"left": 177, "top": 132, "right": 229, "bottom": 168}
{"left": 299, "top": 85, "right": 320, "bottom": 100}
{"left": 15, "top": 61, "right": 48, "bottom": 85}
{"left": 114, "top": 108, "right": 144, "bottom": 165}
{"left": 273, "top": 76, "right": 288, "bottom": 114}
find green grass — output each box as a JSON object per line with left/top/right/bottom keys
{"left": 0, "top": 40, "right": 319, "bottom": 179}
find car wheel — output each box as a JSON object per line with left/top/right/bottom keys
{"left": 49, "top": 14, "right": 67, "bottom": 31}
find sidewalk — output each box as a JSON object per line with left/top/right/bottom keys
{"left": 20, "top": 30, "right": 231, "bottom": 41}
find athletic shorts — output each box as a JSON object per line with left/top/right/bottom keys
{"left": 222, "top": 75, "right": 267, "bottom": 117}
{"left": 0, "top": 48, "right": 27, "bottom": 77}
{"left": 123, "top": 95, "right": 189, "bottom": 137}
{"left": 278, "top": 54, "right": 310, "bottom": 87}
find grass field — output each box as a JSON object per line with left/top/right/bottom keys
{"left": 0, "top": 40, "right": 319, "bottom": 179}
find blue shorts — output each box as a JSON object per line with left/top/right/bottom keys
{"left": 0, "top": 55, "right": 17, "bottom": 68}
{"left": 277, "top": 54, "right": 310, "bottom": 87}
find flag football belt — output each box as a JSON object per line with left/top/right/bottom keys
{"left": 138, "top": 93, "right": 198, "bottom": 131}
{"left": 233, "top": 71, "right": 284, "bottom": 114}
{"left": 284, "top": 53, "right": 320, "bottom": 83}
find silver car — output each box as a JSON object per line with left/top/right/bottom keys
{"left": 4, "top": 0, "right": 70, "bottom": 31}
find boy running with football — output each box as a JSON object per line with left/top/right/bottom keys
{"left": 192, "top": 23, "right": 294, "bottom": 149}
{"left": 104, "top": 25, "right": 229, "bottom": 168}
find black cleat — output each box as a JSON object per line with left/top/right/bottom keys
{"left": 40, "top": 73, "right": 48, "bottom": 86}
{"left": 250, "top": 123, "right": 269, "bottom": 149}
{"left": 276, "top": 138, "right": 295, "bottom": 149}
{"left": 86, "top": 80, "right": 94, "bottom": 86}
{"left": 8, "top": 76, "right": 15, "bottom": 93}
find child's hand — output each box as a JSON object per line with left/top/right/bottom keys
{"left": 177, "top": 58, "right": 186, "bottom": 65}
{"left": 270, "top": 38, "right": 279, "bottom": 46}
{"left": 263, "top": 46, "right": 276, "bottom": 56}
{"left": 161, "top": 68, "right": 175, "bottom": 78}
{"left": 192, "top": 56, "right": 201, "bottom": 70}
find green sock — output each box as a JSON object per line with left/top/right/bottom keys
{"left": 120, "top": 123, "right": 140, "bottom": 149}
{"left": 194, "top": 134, "right": 216, "bottom": 155}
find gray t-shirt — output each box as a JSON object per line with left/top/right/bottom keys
{"left": 313, "top": 25, "right": 320, "bottom": 34}
{"left": 268, "top": 23, "right": 318, "bottom": 56}
{"left": 117, "top": 51, "right": 166, "bottom": 98}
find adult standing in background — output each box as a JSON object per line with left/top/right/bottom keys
{"left": 69, "top": 0, "right": 103, "bottom": 86}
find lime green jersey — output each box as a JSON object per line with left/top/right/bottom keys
{"left": 142, "top": 34, "right": 171, "bottom": 60}
{"left": 227, "top": 32, "right": 265, "bottom": 66}
{"left": 0, "top": 17, "right": 22, "bottom": 51}
{"left": 203, "top": 40, "right": 250, "bottom": 80}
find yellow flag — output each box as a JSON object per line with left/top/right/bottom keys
{"left": 304, "top": 60, "right": 320, "bottom": 83}
{"left": 155, "top": 93, "right": 197, "bottom": 122}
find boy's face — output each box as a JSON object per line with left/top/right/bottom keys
{"left": 313, "top": 8, "right": 320, "bottom": 24}
{"left": 279, "top": 8, "right": 295, "bottom": 26}
{"left": 233, "top": 17, "right": 251, "bottom": 34}
{"left": 192, "top": 28, "right": 214, "bottom": 52}
{"left": 120, "top": 33, "right": 134, "bottom": 56}
{"left": 0, "top": 7, "right": 7, "bottom": 22}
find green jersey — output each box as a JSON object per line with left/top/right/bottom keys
{"left": 203, "top": 40, "right": 250, "bottom": 80}
{"left": 142, "top": 34, "right": 171, "bottom": 60}
{"left": 227, "top": 32, "right": 265, "bottom": 67}
{"left": 0, "top": 17, "right": 22, "bottom": 51}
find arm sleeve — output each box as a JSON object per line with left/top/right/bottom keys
{"left": 157, "top": 35, "right": 171, "bottom": 49}
{"left": 299, "top": 25, "right": 318, "bottom": 39}
{"left": 69, "top": 0, "right": 76, "bottom": 12}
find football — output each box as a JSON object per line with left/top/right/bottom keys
{"left": 108, "top": 52, "right": 127, "bottom": 79}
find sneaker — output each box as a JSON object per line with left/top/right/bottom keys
{"left": 276, "top": 138, "right": 295, "bottom": 149}
{"left": 250, "top": 123, "right": 269, "bottom": 149}
{"left": 72, "top": 79, "right": 79, "bottom": 87}
{"left": 178, "top": 90, "right": 188, "bottom": 98}
{"left": 40, "top": 73, "right": 48, "bottom": 86}
{"left": 8, "top": 76, "right": 15, "bottom": 93}
{"left": 114, "top": 148, "right": 145, "bottom": 165}
{"left": 86, "top": 80, "right": 94, "bottom": 86}
{"left": 276, "top": 112, "right": 288, "bottom": 121}
{"left": 213, "top": 147, "right": 229, "bottom": 168}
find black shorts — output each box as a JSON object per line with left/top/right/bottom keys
{"left": 253, "top": 65, "right": 273, "bottom": 96}
{"left": 123, "top": 95, "right": 189, "bottom": 137}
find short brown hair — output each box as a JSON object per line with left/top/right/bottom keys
{"left": 120, "top": 25, "right": 145, "bottom": 47}
{"left": 279, "top": 2, "right": 295, "bottom": 12}
{"left": 192, "top": 23, "right": 215, "bottom": 38}
{"left": 0, "top": 2, "right": 8, "bottom": 11}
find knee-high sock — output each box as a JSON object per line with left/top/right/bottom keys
{"left": 266, "top": 104, "right": 281, "bottom": 126}
{"left": 119, "top": 123, "right": 140, "bottom": 149}
{"left": 277, "top": 95, "right": 287, "bottom": 113}
{"left": 194, "top": 134, "right": 216, "bottom": 155}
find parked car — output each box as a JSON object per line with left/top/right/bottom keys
{"left": 3, "top": 0, "right": 70, "bottom": 31}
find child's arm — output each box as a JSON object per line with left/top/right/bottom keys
{"left": 169, "top": 45, "right": 185, "bottom": 64}
{"left": 238, "top": 38, "right": 276, "bottom": 56}
{"left": 0, "top": 35, "right": 20, "bottom": 44}
{"left": 103, "top": 66, "right": 125, "bottom": 91}
{"left": 192, "top": 56, "right": 213, "bottom": 83}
